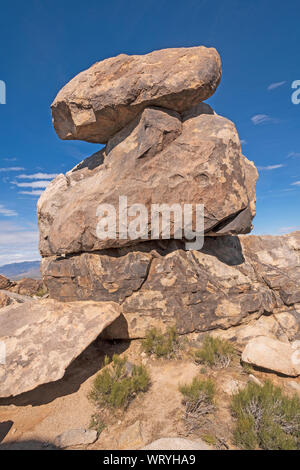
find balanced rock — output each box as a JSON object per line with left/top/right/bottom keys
{"left": 0, "top": 299, "right": 120, "bottom": 397}
{"left": 51, "top": 46, "right": 221, "bottom": 143}
{"left": 38, "top": 105, "right": 257, "bottom": 256}
{"left": 242, "top": 336, "right": 300, "bottom": 377}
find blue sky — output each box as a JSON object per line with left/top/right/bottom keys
{"left": 0, "top": 0, "right": 300, "bottom": 265}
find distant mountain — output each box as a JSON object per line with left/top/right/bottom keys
{"left": 0, "top": 261, "right": 41, "bottom": 280}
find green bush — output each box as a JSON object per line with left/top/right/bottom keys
{"left": 141, "top": 326, "right": 179, "bottom": 358}
{"left": 89, "top": 354, "right": 150, "bottom": 409}
{"left": 179, "top": 377, "right": 216, "bottom": 431}
{"left": 231, "top": 380, "right": 300, "bottom": 450}
{"left": 180, "top": 377, "right": 215, "bottom": 405}
{"left": 194, "top": 335, "right": 235, "bottom": 368}
{"left": 89, "top": 414, "right": 106, "bottom": 436}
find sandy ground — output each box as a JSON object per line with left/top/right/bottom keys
{"left": 0, "top": 338, "right": 299, "bottom": 450}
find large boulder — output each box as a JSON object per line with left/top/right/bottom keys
{"left": 38, "top": 105, "right": 257, "bottom": 256}
{"left": 41, "top": 232, "right": 300, "bottom": 339}
{"left": 51, "top": 46, "right": 221, "bottom": 143}
{"left": 0, "top": 299, "right": 120, "bottom": 397}
{"left": 242, "top": 336, "right": 300, "bottom": 377}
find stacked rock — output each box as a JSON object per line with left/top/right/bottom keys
{"left": 38, "top": 46, "right": 259, "bottom": 335}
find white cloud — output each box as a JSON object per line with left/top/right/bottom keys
{"left": 13, "top": 180, "right": 50, "bottom": 189}
{"left": 19, "top": 190, "right": 44, "bottom": 196}
{"left": 0, "top": 221, "right": 40, "bottom": 265}
{"left": 267, "top": 81, "right": 286, "bottom": 91}
{"left": 251, "top": 114, "right": 279, "bottom": 125}
{"left": 0, "top": 167, "right": 25, "bottom": 172}
{"left": 240, "top": 139, "right": 247, "bottom": 145}
{"left": 16, "top": 173, "right": 58, "bottom": 180}
{"left": 257, "top": 164, "right": 285, "bottom": 171}
{"left": 0, "top": 204, "right": 18, "bottom": 217}
{"left": 291, "top": 181, "right": 300, "bottom": 186}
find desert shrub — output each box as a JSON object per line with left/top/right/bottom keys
{"left": 35, "top": 286, "right": 48, "bottom": 297}
{"left": 89, "top": 354, "right": 150, "bottom": 409}
{"left": 89, "top": 414, "right": 106, "bottom": 436}
{"left": 141, "top": 326, "right": 179, "bottom": 358}
{"left": 179, "top": 377, "right": 216, "bottom": 431}
{"left": 194, "top": 335, "right": 235, "bottom": 368}
{"left": 231, "top": 380, "right": 300, "bottom": 450}
{"left": 240, "top": 360, "right": 253, "bottom": 375}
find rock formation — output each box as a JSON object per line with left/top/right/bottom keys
{"left": 1, "top": 46, "right": 300, "bottom": 400}
{"left": 39, "top": 46, "right": 298, "bottom": 374}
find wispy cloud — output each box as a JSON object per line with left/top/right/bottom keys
{"left": 291, "top": 181, "right": 300, "bottom": 186}
{"left": 257, "top": 164, "right": 285, "bottom": 171}
{"left": 251, "top": 114, "right": 276, "bottom": 125}
{"left": 0, "top": 221, "right": 39, "bottom": 265}
{"left": 288, "top": 152, "right": 300, "bottom": 158}
{"left": 240, "top": 139, "right": 247, "bottom": 145}
{"left": 16, "top": 173, "right": 58, "bottom": 180}
{"left": 2, "top": 158, "right": 17, "bottom": 162}
{"left": 278, "top": 226, "right": 300, "bottom": 234}
{"left": 12, "top": 180, "right": 50, "bottom": 189}
{"left": 18, "top": 190, "right": 44, "bottom": 196}
{"left": 0, "top": 204, "right": 18, "bottom": 217}
{"left": 0, "top": 167, "right": 25, "bottom": 172}
{"left": 267, "top": 81, "right": 286, "bottom": 91}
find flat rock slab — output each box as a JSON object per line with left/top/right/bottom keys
{"left": 142, "top": 437, "right": 212, "bottom": 450}
{"left": 0, "top": 289, "right": 34, "bottom": 304}
{"left": 242, "top": 336, "right": 300, "bottom": 377}
{"left": 0, "top": 299, "right": 121, "bottom": 398}
{"left": 54, "top": 428, "right": 97, "bottom": 448}
{"left": 51, "top": 46, "right": 221, "bottom": 143}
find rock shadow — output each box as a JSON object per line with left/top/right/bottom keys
{"left": 0, "top": 439, "right": 60, "bottom": 450}
{"left": 0, "top": 421, "right": 13, "bottom": 443}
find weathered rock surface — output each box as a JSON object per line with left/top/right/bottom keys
{"left": 0, "top": 289, "right": 35, "bottom": 305}
{"left": 54, "top": 428, "right": 97, "bottom": 448}
{"left": 0, "top": 299, "right": 120, "bottom": 397}
{"left": 142, "top": 437, "right": 212, "bottom": 450}
{"left": 0, "top": 292, "right": 12, "bottom": 309}
{"left": 51, "top": 46, "right": 221, "bottom": 143}
{"left": 38, "top": 106, "right": 257, "bottom": 256}
{"left": 9, "top": 278, "right": 44, "bottom": 297}
{"left": 242, "top": 336, "right": 300, "bottom": 377}
{"left": 0, "top": 275, "right": 13, "bottom": 290}
{"left": 118, "top": 421, "right": 145, "bottom": 450}
{"left": 41, "top": 233, "right": 299, "bottom": 339}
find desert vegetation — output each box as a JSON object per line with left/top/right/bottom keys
{"left": 141, "top": 326, "right": 179, "bottom": 359}
{"left": 193, "top": 335, "right": 236, "bottom": 368}
{"left": 89, "top": 354, "right": 150, "bottom": 410}
{"left": 231, "top": 380, "right": 300, "bottom": 450}
{"left": 179, "top": 377, "right": 216, "bottom": 432}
